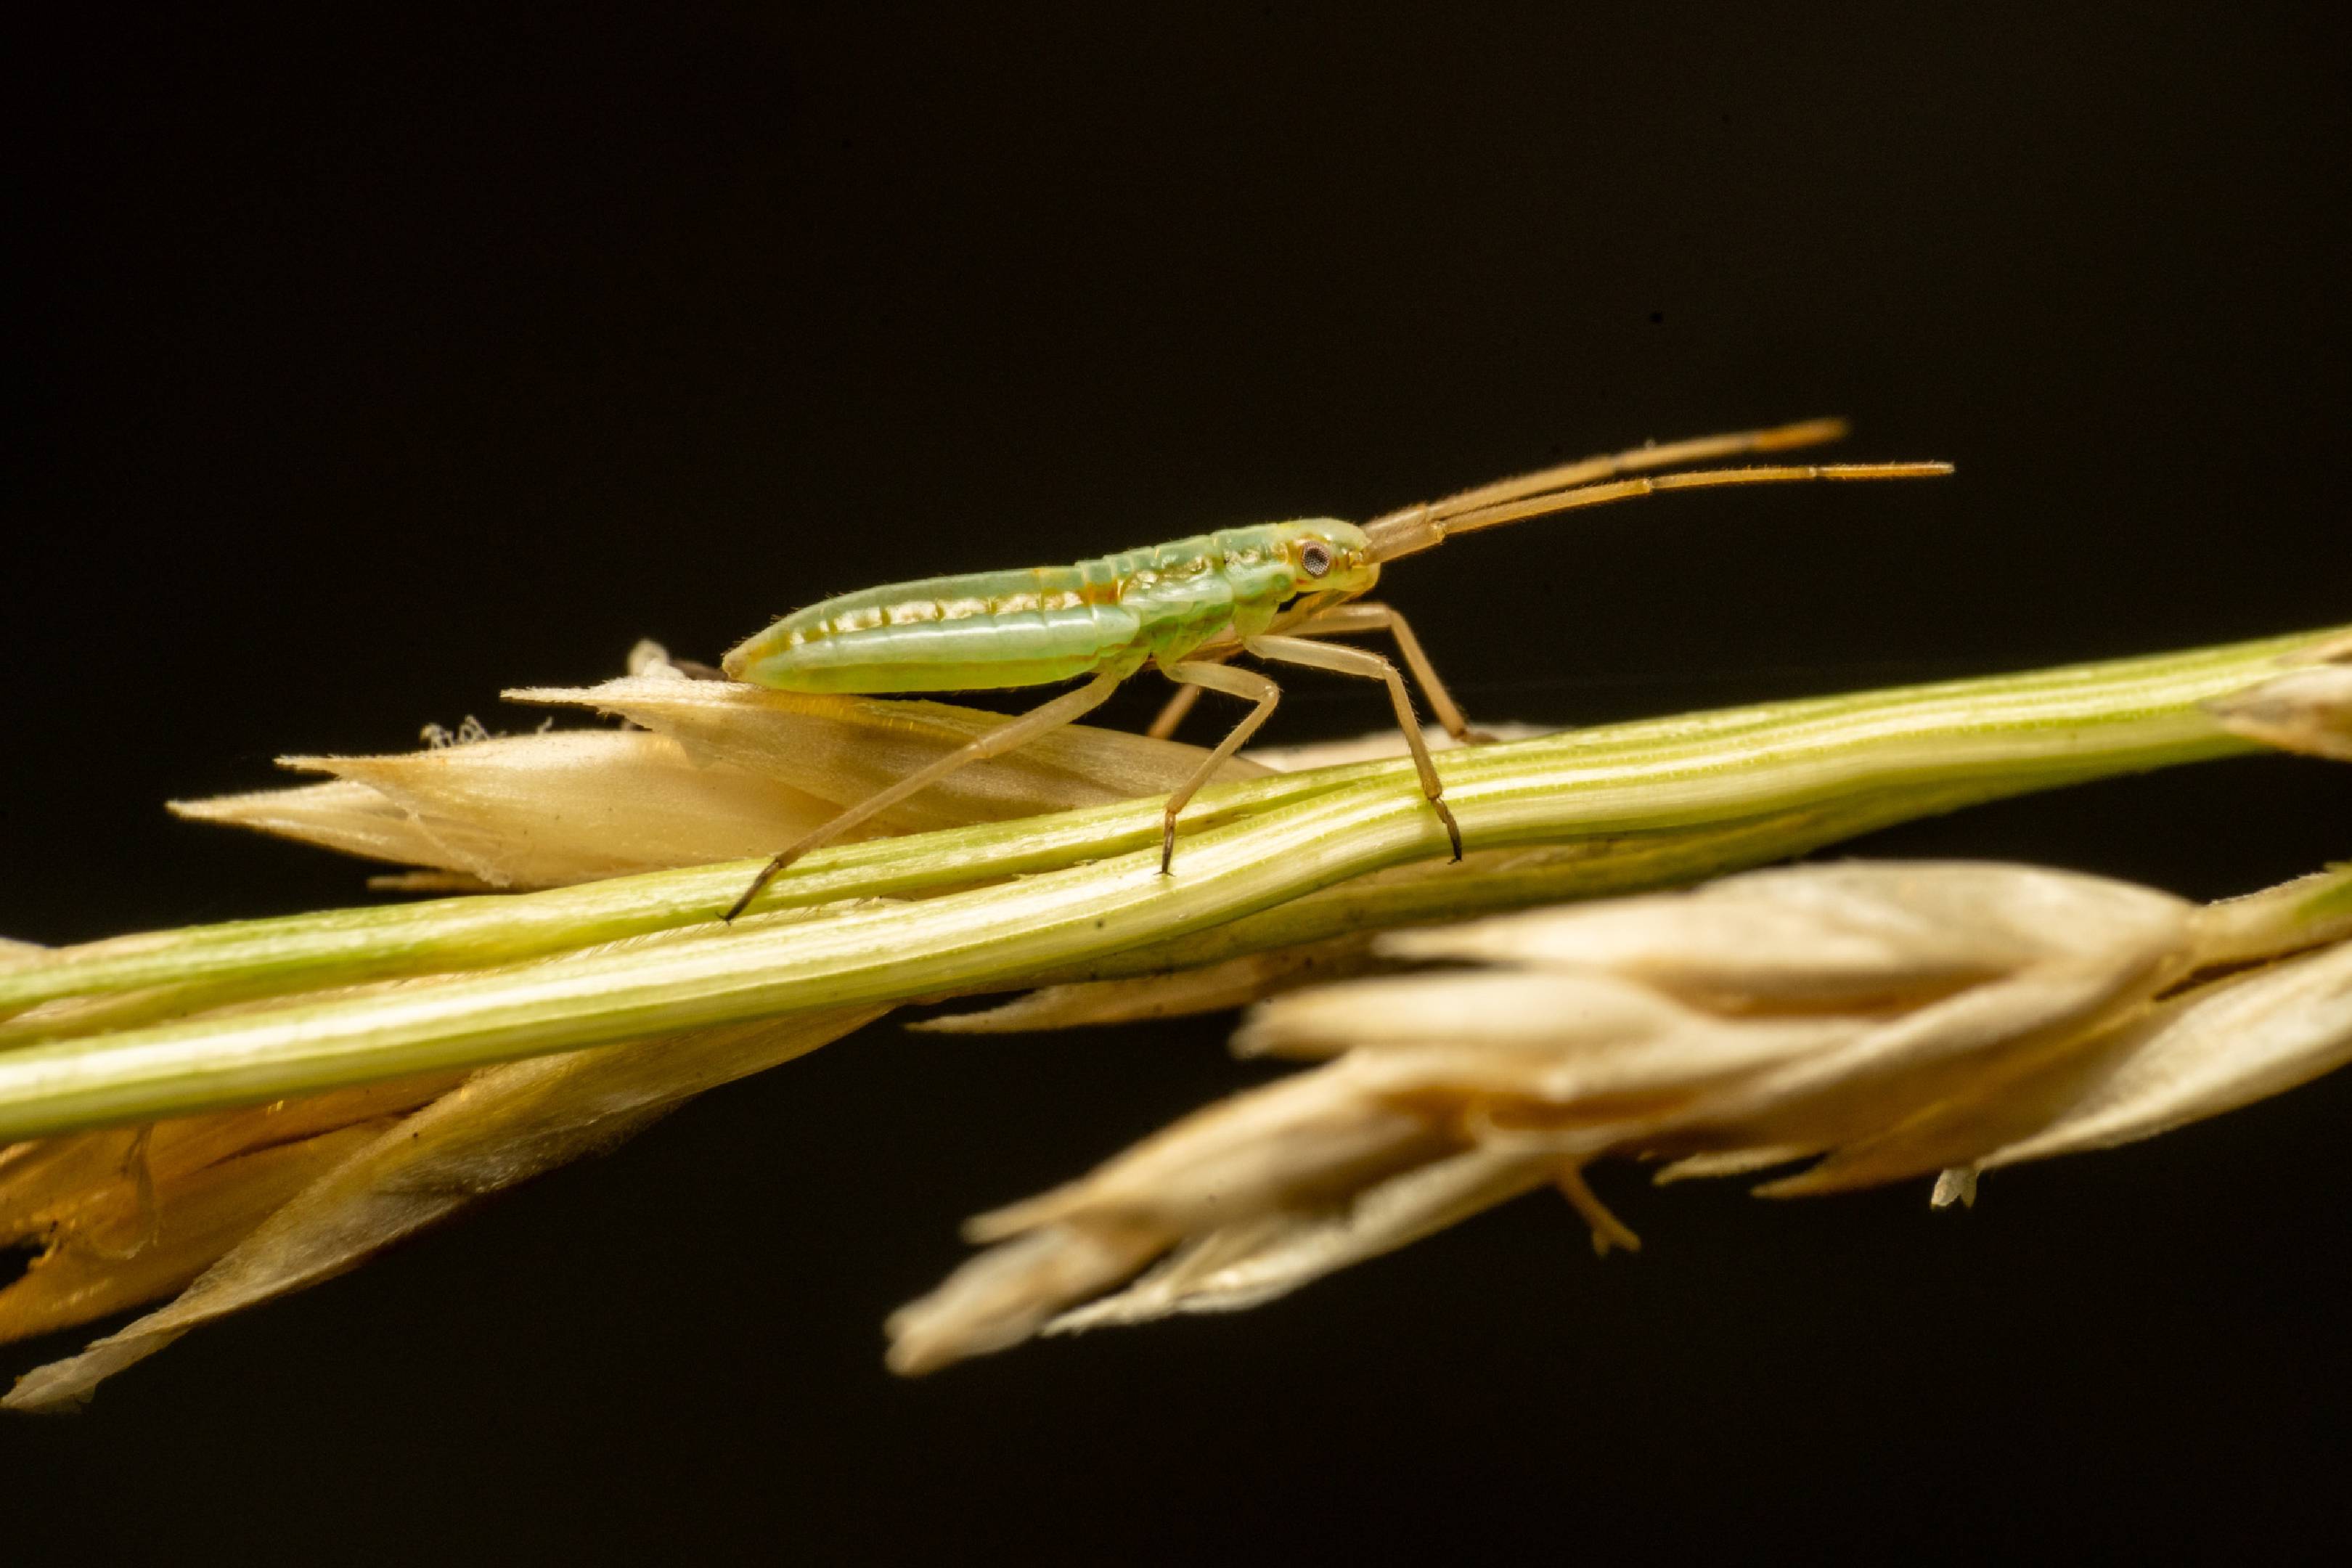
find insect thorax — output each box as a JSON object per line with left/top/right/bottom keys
{"left": 1104, "top": 520, "right": 1377, "bottom": 663}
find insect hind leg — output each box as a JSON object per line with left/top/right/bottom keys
{"left": 721, "top": 671, "right": 1125, "bottom": 921}
{"left": 1145, "top": 674, "right": 1209, "bottom": 740}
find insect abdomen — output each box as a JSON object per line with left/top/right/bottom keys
{"left": 723, "top": 565, "right": 1146, "bottom": 693}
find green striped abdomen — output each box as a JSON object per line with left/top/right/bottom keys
{"left": 722, "top": 520, "right": 1376, "bottom": 694}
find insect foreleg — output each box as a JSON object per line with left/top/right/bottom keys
{"left": 721, "top": 670, "right": 1126, "bottom": 921}
{"left": 1286, "top": 601, "right": 1492, "bottom": 744}
{"left": 1155, "top": 661, "right": 1282, "bottom": 874}
{"left": 1244, "top": 634, "right": 1465, "bottom": 862}
{"left": 1146, "top": 589, "right": 1351, "bottom": 740}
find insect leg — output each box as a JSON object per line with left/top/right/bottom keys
{"left": 1242, "top": 633, "right": 1465, "bottom": 862}
{"left": 1287, "top": 601, "right": 1492, "bottom": 743}
{"left": 722, "top": 671, "right": 1125, "bottom": 921}
{"left": 1155, "top": 661, "right": 1282, "bottom": 873}
{"left": 1155, "top": 590, "right": 1355, "bottom": 738}
{"left": 1144, "top": 673, "right": 1211, "bottom": 739}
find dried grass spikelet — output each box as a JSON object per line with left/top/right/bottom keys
{"left": 2, "top": 637, "right": 1302, "bottom": 1408}
{"left": 179, "top": 731, "right": 851, "bottom": 891}
{"left": 2208, "top": 661, "right": 2352, "bottom": 762}
{"left": 5, "top": 1007, "right": 879, "bottom": 1411}
{"left": 13, "top": 632, "right": 2343, "bottom": 1399}
{"left": 1981, "top": 932, "right": 2352, "bottom": 1167}
{"left": 0, "top": 1072, "right": 462, "bottom": 1344}
{"left": 886, "top": 859, "right": 2352, "bottom": 1374}
{"left": 172, "top": 651, "right": 1267, "bottom": 890}
{"left": 505, "top": 674, "right": 1270, "bottom": 836}
{"left": 2205, "top": 630, "right": 2352, "bottom": 763}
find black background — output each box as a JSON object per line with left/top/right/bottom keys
{"left": 7, "top": 5, "right": 2352, "bottom": 1562}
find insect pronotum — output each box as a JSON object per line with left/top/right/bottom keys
{"left": 718, "top": 417, "right": 1951, "bottom": 920}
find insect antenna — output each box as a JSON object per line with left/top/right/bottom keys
{"left": 1360, "top": 417, "right": 1950, "bottom": 563}
{"left": 1422, "top": 415, "right": 1850, "bottom": 520}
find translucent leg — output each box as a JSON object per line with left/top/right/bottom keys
{"left": 1156, "top": 660, "right": 1282, "bottom": 873}
{"left": 1243, "top": 633, "right": 1464, "bottom": 861}
{"left": 1151, "top": 592, "right": 1348, "bottom": 738}
{"left": 722, "top": 671, "right": 1125, "bottom": 921}
{"left": 1145, "top": 678, "right": 1206, "bottom": 740}
{"left": 1287, "top": 600, "right": 1490, "bottom": 743}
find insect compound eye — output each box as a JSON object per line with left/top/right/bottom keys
{"left": 1299, "top": 541, "right": 1333, "bottom": 579}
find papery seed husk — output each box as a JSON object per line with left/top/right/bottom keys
{"left": 918, "top": 984, "right": 1863, "bottom": 1371}
{"left": 172, "top": 778, "right": 490, "bottom": 879}
{"left": 2189, "top": 865, "right": 2352, "bottom": 968}
{"left": 1047, "top": 1146, "right": 1556, "bottom": 1333}
{"left": 1236, "top": 971, "right": 1869, "bottom": 1113}
{"left": 1983, "top": 938, "right": 2352, "bottom": 1169}
{"left": 509, "top": 677, "right": 1266, "bottom": 833}
{"left": 0, "top": 1070, "right": 462, "bottom": 1248}
{"left": 266, "top": 730, "right": 848, "bottom": 887}
{"left": 2206, "top": 663, "right": 2352, "bottom": 762}
{"left": 0, "top": 1120, "right": 400, "bottom": 1349}
{"left": 1384, "top": 862, "right": 2193, "bottom": 1010}
{"left": 886, "top": 1220, "right": 1169, "bottom": 1376}
{"left": 1651, "top": 1146, "right": 1821, "bottom": 1183}
{"left": 889, "top": 853, "right": 2350, "bottom": 1375}
{"left": 1750, "top": 970, "right": 2165, "bottom": 1195}
{"left": 1235, "top": 968, "right": 1711, "bottom": 1059}
{"left": 967, "top": 1080, "right": 1448, "bottom": 1243}
{"left": 4, "top": 1009, "right": 878, "bottom": 1410}
{"left": 1713, "top": 956, "right": 2183, "bottom": 1178}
